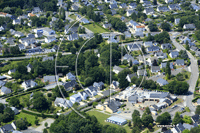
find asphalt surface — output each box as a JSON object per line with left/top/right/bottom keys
{"left": 170, "top": 32, "right": 199, "bottom": 113}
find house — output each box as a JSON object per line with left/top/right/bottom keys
{"left": 109, "top": 3, "right": 118, "bottom": 9}
{"left": 169, "top": 51, "right": 179, "bottom": 58}
{"left": 28, "top": 13, "right": 36, "bottom": 17}
{"left": 107, "top": 37, "right": 118, "bottom": 44}
{"left": 154, "top": 52, "right": 167, "bottom": 59}
{"left": 119, "top": 3, "right": 127, "bottom": 8}
{"left": 161, "top": 43, "right": 172, "bottom": 49}
{"left": 123, "top": 54, "right": 134, "bottom": 63}
{"left": 19, "top": 37, "right": 36, "bottom": 46}
{"left": 0, "top": 81, "right": 6, "bottom": 87}
{"left": 78, "top": 91, "right": 89, "bottom": 100}
{"left": 42, "top": 56, "right": 54, "bottom": 61}
{"left": 45, "top": 36, "right": 56, "bottom": 43}
{"left": 147, "top": 57, "right": 158, "bottom": 66}
{"left": 66, "top": 72, "right": 76, "bottom": 81}
{"left": 12, "top": 19, "right": 21, "bottom": 25}
{"left": 143, "top": 8, "right": 154, "bottom": 15}
{"left": 43, "top": 28, "right": 55, "bottom": 36}
{"left": 182, "top": 37, "right": 191, "bottom": 44}
{"left": 132, "top": 60, "right": 139, "bottom": 65}
{"left": 54, "top": 97, "right": 73, "bottom": 108}
{"left": 63, "top": 80, "right": 77, "bottom": 91}
{"left": 129, "top": 3, "right": 137, "bottom": 9}
{"left": 27, "top": 63, "right": 33, "bottom": 73}
{"left": 111, "top": 81, "right": 119, "bottom": 89}
{"left": 191, "top": 4, "right": 200, "bottom": 11}
{"left": 0, "top": 76, "right": 7, "bottom": 80}
{"left": 137, "top": 69, "right": 147, "bottom": 77}
{"left": 190, "top": 46, "right": 198, "bottom": 52}
{"left": 157, "top": 78, "right": 168, "bottom": 86}
{"left": 135, "top": 25, "right": 145, "bottom": 32}
{"left": 97, "top": 99, "right": 121, "bottom": 113}
{"left": 157, "top": 6, "right": 170, "bottom": 12}
{"left": 85, "top": 86, "right": 98, "bottom": 97}
{"left": 126, "top": 73, "right": 137, "bottom": 82}
{"left": 97, "top": 5, "right": 103, "bottom": 10}
{"left": 124, "top": 31, "right": 131, "bottom": 38}
{"left": 93, "top": 82, "right": 104, "bottom": 90}
{"left": 113, "top": 65, "right": 124, "bottom": 74}
{"left": 129, "top": 20, "right": 139, "bottom": 29}
{"left": 14, "top": 31, "right": 24, "bottom": 38}
{"left": 191, "top": 114, "right": 200, "bottom": 124}
{"left": 0, "top": 26, "right": 4, "bottom": 31}
{"left": 8, "top": 69, "right": 16, "bottom": 75}
{"left": 165, "top": 0, "right": 173, "bottom": 3}
{"left": 10, "top": 107, "right": 19, "bottom": 115}
{"left": 67, "top": 33, "right": 79, "bottom": 41}
{"left": 176, "top": 59, "right": 184, "bottom": 66}
{"left": 71, "top": 4, "right": 79, "bottom": 11}
{"left": 126, "top": 10, "right": 138, "bottom": 17}
{"left": 103, "top": 23, "right": 112, "bottom": 29}
{"left": 0, "top": 86, "right": 11, "bottom": 95}
{"left": 183, "top": 24, "right": 196, "bottom": 30}
{"left": 5, "top": 38, "right": 15, "bottom": 45}
{"left": 168, "top": 4, "right": 181, "bottom": 10}
{"left": 32, "top": 7, "right": 41, "bottom": 14}
{"left": 0, "top": 12, "right": 9, "bottom": 17}
{"left": 175, "top": 18, "right": 180, "bottom": 25}
{"left": 127, "top": 43, "right": 141, "bottom": 51}
{"left": 151, "top": 66, "right": 160, "bottom": 73}
{"left": 0, "top": 123, "right": 15, "bottom": 133}
{"left": 70, "top": 94, "right": 82, "bottom": 104}
{"left": 171, "top": 123, "right": 185, "bottom": 133}
{"left": 22, "top": 80, "right": 38, "bottom": 91}
{"left": 183, "top": 123, "right": 198, "bottom": 130}
{"left": 80, "top": 18, "right": 90, "bottom": 24}
{"left": 147, "top": 46, "right": 160, "bottom": 52}
{"left": 111, "top": 9, "right": 117, "bottom": 15}
{"left": 142, "top": 1, "right": 152, "bottom": 7}
{"left": 43, "top": 75, "right": 59, "bottom": 83}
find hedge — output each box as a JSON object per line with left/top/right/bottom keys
{"left": 21, "top": 109, "right": 55, "bottom": 118}
{"left": 192, "top": 96, "right": 200, "bottom": 102}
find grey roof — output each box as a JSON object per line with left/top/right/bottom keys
{"left": 154, "top": 52, "right": 167, "bottom": 57}
{"left": 93, "top": 82, "right": 104, "bottom": 88}
{"left": 10, "top": 107, "right": 19, "bottom": 115}
{"left": 1, "top": 86, "right": 11, "bottom": 94}
{"left": 54, "top": 97, "right": 72, "bottom": 108}
{"left": 164, "top": 99, "right": 172, "bottom": 105}
{"left": 66, "top": 72, "right": 76, "bottom": 80}
{"left": 137, "top": 69, "right": 146, "bottom": 75}
{"left": 113, "top": 65, "right": 124, "bottom": 72}
{"left": 97, "top": 5, "right": 103, "bottom": 10}
{"left": 111, "top": 9, "right": 117, "bottom": 15}
{"left": 110, "top": 3, "right": 118, "bottom": 9}
{"left": 128, "top": 95, "right": 138, "bottom": 103}
{"left": 143, "top": 1, "right": 151, "bottom": 5}
{"left": 151, "top": 66, "right": 160, "bottom": 72}
{"left": 192, "top": 114, "right": 200, "bottom": 123}
{"left": 170, "top": 51, "right": 179, "bottom": 58}
{"left": 0, "top": 124, "right": 14, "bottom": 133}
{"left": 27, "top": 63, "right": 33, "bottom": 69}
{"left": 112, "top": 81, "right": 119, "bottom": 87}
{"left": 176, "top": 123, "right": 185, "bottom": 132}
{"left": 102, "top": 89, "right": 115, "bottom": 96}
{"left": 129, "top": 2, "right": 137, "bottom": 7}
{"left": 123, "top": 54, "right": 134, "bottom": 61}
{"left": 23, "top": 80, "right": 37, "bottom": 88}
{"left": 9, "top": 69, "right": 16, "bottom": 73}
{"left": 63, "top": 80, "right": 77, "bottom": 91}
{"left": 0, "top": 76, "right": 7, "bottom": 80}
{"left": 197, "top": 99, "right": 200, "bottom": 104}
{"left": 87, "top": 86, "right": 98, "bottom": 92}
{"left": 150, "top": 92, "right": 169, "bottom": 98}
{"left": 184, "top": 24, "right": 195, "bottom": 29}
{"left": 43, "top": 75, "right": 59, "bottom": 82}
{"left": 161, "top": 43, "right": 172, "bottom": 49}
{"left": 0, "top": 81, "right": 6, "bottom": 87}
{"left": 176, "top": 59, "right": 184, "bottom": 65}
{"left": 157, "top": 78, "right": 168, "bottom": 86}
{"left": 147, "top": 46, "right": 160, "bottom": 51}
{"left": 107, "top": 100, "right": 121, "bottom": 112}
{"left": 157, "top": 6, "right": 170, "bottom": 12}
{"left": 127, "top": 9, "right": 138, "bottom": 15}
{"left": 107, "top": 116, "right": 127, "bottom": 123}
{"left": 168, "top": 4, "right": 181, "bottom": 10}
{"left": 120, "top": 3, "right": 127, "bottom": 8}
{"left": 190, "top": 46, "right": 198, "bottom": 51}
{"left": 183, "top": 123, "right": 194, "bottom": 130}
{"left": 42, "top": 56, "right": 54, "bottom": 61}
{"left": 68, "top": 33, "right": 78, "bottom": 40}
{"left": 127, "top": 73, "right": 137, "bottom": 79}
{"left": 127, "top": 43, "right": 141, "bottom": 51}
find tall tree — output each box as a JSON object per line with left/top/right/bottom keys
{"left": 195, "top": 105, "right": 200, "bottom": 115}
{"left": 172, "top": 112, "right": 183, "bottom": 125}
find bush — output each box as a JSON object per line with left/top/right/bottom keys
{"left": 47, "top": 93, "right": 52, "bottom": 97}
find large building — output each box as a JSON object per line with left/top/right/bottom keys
{"left": 106, "top": 116, "right": 127, "bottom": 125}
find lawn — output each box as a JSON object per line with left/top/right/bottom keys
{"left": 69, "top": 14, "right": 77, "bottom": 20}
{"left": 83, "top": 23, "right": 108, "bottom": 33}
{"left": 142, "top": 125, "right": 160, "bottom": 133}
{"left": 119, "top": 65, "right": 128, "bottom": 68}
{"left": 14, "top": 112, "right": 39, "bottom": 126}
{"left": 87, "top": 110, "right": 132, "bottom": 133}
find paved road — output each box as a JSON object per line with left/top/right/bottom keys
{"left": 0, "top": 55, "right": 47, "bottom": 60}
{"left": 170, "top": 32, "right": 199, "bottom": 113}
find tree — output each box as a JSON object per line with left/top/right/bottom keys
{"left": 144, "top": 107, "right": 151, "bottom": 115}
{"left": 156, "top": 112, "right": 171, "bottom": 125}
{"left": 53, "top": 86, "right": 68, "bottom": 98}
{"left": 196, "top": 0, "right": 198, "bottom": 4}
{"left": 182, "top": 129, "right": 190, "bottom": 133}
{"left": 9, "top": 97, "right": 20, "bottom": 107}
{"left": 172, "top": 112, "right": 183, "bottom": 125}
{"left": 132, "top": 126, "right": 141, "bottom": 133}
{"left": 45, "top": 122, "right": 48, "bottom": 128}
{"left": 142, "top": 115, "right": 154, "bottom": 127}
{"left": 195, "top": 105, "right": 200, "bottom": 115}
{"left": 161, "top": 22, "right": 171, "bottom": 31}
{"left": 43, "top": 128, "right": 48, "bottom": 133}
{"left": 179, "top": 50, "right": 188, "bottom": 59}
{"left": 185, "top": 41, "right": 190, "bottom": 50}
{"left": 118, "top": 69, "right": 130, "bottom": 89}
{"left": 148, "top": 22, "right": 158, "bottom": 32}
{"left": 3, "top": 107, "right": 15, "bottom": 123}
{"left": 183, "top": 115, "right": 192, "bottom": 124}
{"left": 141, "top": 45, "right": 146, "bottom": 54}
{"left": 16, "top": 119, "right": 27, "bottom": 130}
{"left": 35, "top": 118, "right": 39, "bottom": 125}
{"left": 132, "top": 65, "right": 138, "bottom": 73}
{"left": 0, "top": 103, "right": 4, "bottom": 113}
{"left": 32, "top": 92, "right": 51, "bottom": 111}
{"left": 133, "top": 116, "right": 143, "bottom": 128}
{"left": 153, "top": 0, "right": 157, "bottom": 5}
{"left": 165, "top": 81, "right": 189, "bottom": 95}
{"left": 165, "top": 62, "right": 171, "bottom": 77}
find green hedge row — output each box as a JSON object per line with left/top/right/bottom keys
{"left": 192, "top": 96, "right": 200, "bottom": 102}
{"left": 21, "top": 109, "right": 55, "bottom": 118}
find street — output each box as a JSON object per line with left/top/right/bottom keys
{"left": 170, "top": 32, "right": 199, "bottom": 113}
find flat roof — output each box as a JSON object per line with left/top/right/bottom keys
{"left": 107, "top": 116, "right": 127, "bottom": 123}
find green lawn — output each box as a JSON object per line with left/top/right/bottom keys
{"left": 83, "top": 24, "right": 107, "bottom": 33}
{"left": 69, "top": 14, "right": 77, "bottom": 20}
{"left": 87, "top": 110, "right": 132, "bottom": 133}
{"left": 14, "top": 112, "right": 38, "bottom": 126}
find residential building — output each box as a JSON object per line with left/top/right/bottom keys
{"left": 71, "top": 4, "right": 79, "bottom": 11}
{"left": 161, "top": 43, "right": 172, "bottom": 49}
{"left": 126, "top": 73, "right": 137, "bottom": 82}
{"left": 42, "top": 56, "right": 54, "bottom": 62}
{"left": 10, "top": 107, "right": 19, "bottom": 115}
{"left": 32, "top": 7, "right": 41, "bottom": 14}
{"left": 0, "top": 81, "right": 6, "bottom": 87}
{"left": 147, "top": 46, "right": 160, "bottom": 52}
{"left": 63, "top": 80, "right": 77, "bottom": 91}
{"left": 110, "top": 81, "right": 119, "bottom": 89}
{"left": 143, "top": 8, "right": 154, "bottom": 15}
{"left": 190, "top": 46, "right": 198, "bottom": 52}
{"left": 154, "top": 52, "right": 167, "bottom": 59}
{"left": 43, "top": 75, "right": 59, "bottom": 83}
{"left": 119, "top": 3, "right": 127, "bottom": 8}
{"left": 113, "top": 65, "right": 124, "bottom": 74}
{"left": 168, "top": 4, "right": 181, "bottom": 10}
{"left": 14, "top": 31, "right": 24, "bottom": 38}
{"left": 12, "top": 19, "right": 21, "bottom": 25}
{"left": 126, "top": 10, "right": 138, "bottom": 17}
{"left": 45, "top": 36, "right": 56, "bottom": 43}
{"left": 0, "top": 123, "right": 15, "bottom": 133}
{"left": 183, "top": 24, "right": 196, "bottom": 30}
{"left": 66, "top": 72, "right": 76, "bottom": 81}
{"left": 124, "top": 31, "right": 131, "bottom": 38}
{"left": 122, "top": 54, "right": 134, "bottom": 63}
{"left": 107, "top": 37, "right": 118, "bottom": 44}
{"left": 127, "top": 43, "right": 141, "bottom": 51}
{"left": 103, "top": 23, "right": 112, "bottom": 29}
{"left": 157, "top": 6, "right": 170, "bottom": 12}
{"left": 132, "top": 60, "right": 139, "bottom": 65}
{"left": 78, "top": 91, "right": 89, "bottom": 100}
{"left": 8, "top": 69, "right": 16, "bottom": 75}
{"left": 70, "top": 94, "right": 82, "bottom": 104}
{"left": 151, "top": 66, "right": 160, "bottom": 73}
{"left": 171, "top": 123, "right": 185, "bottom": 133}
{"left": 156, "top": 78, "right": 169, "bottom": 86}
{"left": 165, "top": 0, "right": 173, "bottom": 3}
{"left": 93, "top": 82, "right": 104, "bottom": 90}
{"left": 129, "top": 3, "right": 137, "bottom": 9}
{"left": 191, "top": 114, "right": 200, "bottom": 124}
{"left": 175, "top": 18, "right": 180, "bottom": 25}
{"left": 191, "top": 4, "right": 200, "bottom": 11}
{"left": 27, "top": 63, "right": 33, "bottom": 73}
{"left": 137, "top": 69, "right": 147, "bottom": 77}
{"left": 96, "top": 99, "right": 121, "bottom": 113}
{"left": 135, "top": 25, "right": 145, "bottom": 32}
{"left": 0, "top": 86, "right": 11, "bottom": 95}
{"left": 54, "top": 97, "right": 73, "bottom": 108}
{"left": 19, "top": 37, "right": 36, "bottom": 46}
{"left": 142, "top": 1, "right": 152, "bottom": 7}
{"left": 22, "top": 80, "right": 38, "bottom": 91}
{"left": 109, "top": 3, "right": 118, "bottom": 9}
{"left": 169, "top": 51, "right": 179, "bottom": 58}
{"left": 176, "top": 59, "right": 184, "bottom": 66}
{"left": 85, "top": 86, "right": 98, "bottom": 97}
{"left": 67, "top": 33, "right": 79, "bottom": 41}
{"left": 147, "top": 57, "right": 158, "bottom": 66}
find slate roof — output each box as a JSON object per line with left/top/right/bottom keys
{"left": 157, "top": 78, "right": 169, "bottom": 86}
{"left": 66, "top": 72, "right": 76, "bottom": 80}
{"left": 170, "top": 51, "right": 179, "bottom": 58}
{"left": 63, "top": 80, "right": 77, "bottom": 91}
{"left": 68, "top": 33, "right": 78, "bottom": 40}
{"left": 197, "top": 99, "right": 200, "bottom": 104}
{"left": 1, "top": 86, "right": 11, "bottom": 94}
{"left": 192, "top": 114, "right": 200, "bottom": 123}
{"left": 150, "top": 92, "right": 169, "bottom": 98}
{"left": 184, "top": 24, "right": 196, "bottom": 29}
{"left": 128, "top": 95, "right": 138, "bottom": 103}
{"left": 112, "top": 81, "right": 119, "bottom": 87}
{"left": 161, "top": 43, "right": 172, "bottom": 49}
{"left": 107, "top": 100, "right": 121, "bottom": 112}
{"left": 93, "top": 82, "right": 104, "bottom": 88}
{"left": 0, "top": 81, "right": 6, "bottom": 87}
{"left": 42, "top": 56, "right": 54, "bottom": 61}
{"left": 168, "top": 4, "right": 181, "bottom": 10}
{"left": 54, "top": 97, "right": 73, "bottom": 108}
{"left": 27, "top": 63, "right": 33, "bottom": 69}
{"left": 147, "top": 46, "right": 160, "bottom": 51}
{"left": 176, "top": 59, "right": 184, "bottom": 65}
{"left": 157, "top": 6, "right": 170, "bottom": 12}
{"left": 113, "top": 65, "right": 124, "bottom": 72}
{"left": 0, "top": 124, "right": 14, "bottom": 133}
{"left": 10, "top": 107, "right": 19, "bottom": 115}
{"left": 176, "top": 123, "right": 185, "bottom": 132}
{"left": 23, "top": 80, "right": 37, "bottom": 88}
{"left": 0, "top": 76, "right": 7, "bottom": 80}
{"left": 110, "top": 3, "right": 118, "bottom": 9}
{"left": 43, "top": 75, "right": 59, "bottom": 82}
{"left": 151, "top": 66, "right": 160, "bottom": 72}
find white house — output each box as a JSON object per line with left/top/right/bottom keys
{"left": 13, "top": 19, "right": 21, "bottom": 25}
{"left": 85, "top": 86, "right": 98, "bottom": 97}
{"left": 70, "top": 94, "right": 82, "bottom": 104}
{"left": 165, "top": 0, "right": 173, "bottom": 3}
{"left": 45, "top": 36, "right": 56, "bottom": 43}
{"left": 8, "top": 69, "right": 16, "bottom": 75}
{"left": 66, "top": 72, "right": 76, "bottom": 81}
{"left": 22, "top": 80, "right": 38, "bottom": 91}
{"left": 78, "top": 91, "right": 89, "bottom": 100}
{"left": 113, "top": 65, "right": 124, "bottom": 74}
{"left": 135, "top": 25, "right": 145, "bottom": 32}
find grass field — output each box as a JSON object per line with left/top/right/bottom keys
{"left": 14, "top": 112, "right": 39, "bottom": 126}
{"left": 83, "top": 24, "right": 108, "bottom": 33}
{"left": 69, "top": 14, "right": 76, "bottom": 20}
{"left": 87, "top": 110, "right": 132, "bottom": 133}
